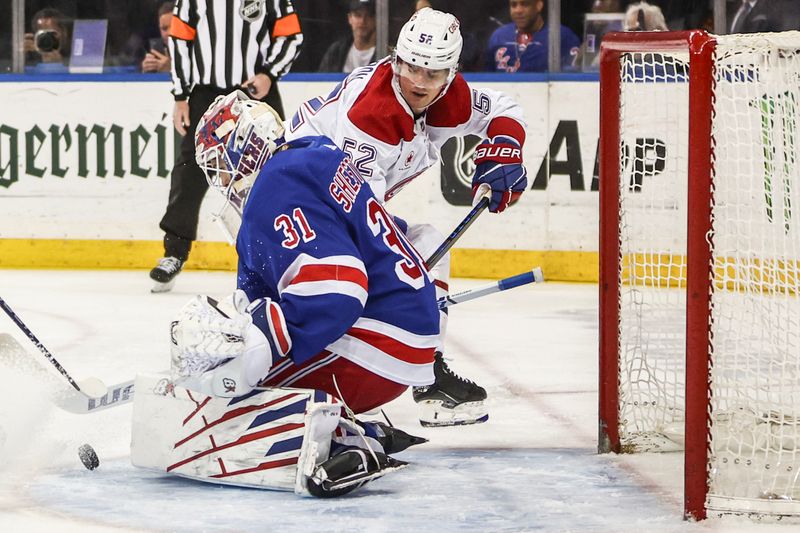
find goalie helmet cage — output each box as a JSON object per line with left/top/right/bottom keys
{"left": 599, "top": 30, "right": 800, "bottom": 521}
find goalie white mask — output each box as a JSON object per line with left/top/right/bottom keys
{"left": 195, "top": 90, "right": 285, "bottom": 242}
{"left": 392, "top": 8, "right": 462, "bottom": 109}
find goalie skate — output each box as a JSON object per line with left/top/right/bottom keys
{"left": 307, "top": 447, "right": 408, "bottom": 498}
{"left": 413, "top": 352, "right": 488, "bottom": 427}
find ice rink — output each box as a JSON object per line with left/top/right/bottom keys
{"left": 0, "top": 269, "right": 793, "bottom": 532}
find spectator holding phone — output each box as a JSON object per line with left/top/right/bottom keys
{"left": 141, "top": 1, "right": 174, "bottom": 73}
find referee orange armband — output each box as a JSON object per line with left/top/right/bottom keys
{"left": 272, "top": 13, "right": 301, "bottom": 37}
{"left": 169, "top": 17, "right": 196, "bottom": 41}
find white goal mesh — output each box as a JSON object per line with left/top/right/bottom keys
{"left": 612, "top": 32, "right": 800, "bottom": 517}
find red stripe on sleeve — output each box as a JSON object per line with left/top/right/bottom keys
{"left": 289, "top": 264, "right": 368, "bottom": 291}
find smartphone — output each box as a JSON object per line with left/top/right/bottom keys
{"left": 148, "top": 38, "right": 165, "bottom": 54}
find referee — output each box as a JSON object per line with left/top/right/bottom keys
{"left": 150, "top": 0, "right": 303, "bottom": 292}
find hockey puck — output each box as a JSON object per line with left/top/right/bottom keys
{"left": 78, "top": 443, "right": 100, "bottom": 470}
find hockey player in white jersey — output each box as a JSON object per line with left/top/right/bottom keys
{"left": 285, "top": 7, "right": 528, "bottom": 427}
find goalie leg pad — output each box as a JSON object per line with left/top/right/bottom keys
{"left": 131, "top": 374, "right": 341, "bottom": 494}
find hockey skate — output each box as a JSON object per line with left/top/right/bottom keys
{"left": 150, "top": 257, "right": 184, "bottom": 293}
{"left": 412, "top": 352, "right": 488, "bottom": 427}
{"left": 307, "top": 447, "right": 408, "bottom": 498}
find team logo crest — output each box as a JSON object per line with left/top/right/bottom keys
{"left": 239, "top": 0, "right": 265, "bottom": 22}
{"left": 402, "top": 151, "right": 415, "bottom": 169}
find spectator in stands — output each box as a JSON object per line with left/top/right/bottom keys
{"left": 486, "top": 0, "right": 580, "bottom": 72}
{"left": 729, "top": 0, "right": 781, "bottom": 34}
{"left": 141, "top": 1, "right": 173, "bottom": 73}
{"left": 624, "top": 1, "right": 669, "bottom": 31}
{"left": 415, "top": 0, "right": 483, "bottom": 71}
{"left": 318, "top": 0, "right": 376, "bottom": 73}
{"left": 24, "top": 8, "right": 69, "bottom": 67}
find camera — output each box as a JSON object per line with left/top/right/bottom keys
{"left": 35, "top": 29, "right": 60, "bottom": 53}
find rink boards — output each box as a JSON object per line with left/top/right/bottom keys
{"left": 0, "top": 75, "right": 617, "bottom": 281}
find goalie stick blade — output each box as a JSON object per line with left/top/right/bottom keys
{"left": 78, "top": 377, "right": 109, "bottom": 398}
{"left": 0, "top": 332, "right": 133, "bottom": 414}
{"left": 52, "top": 379, "right": 135, "bottom": 414}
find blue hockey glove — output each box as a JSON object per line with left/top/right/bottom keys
{"left": 472, "top": 135, "right": 527, "bottom": 213}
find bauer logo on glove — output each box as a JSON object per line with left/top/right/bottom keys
{"left": 472, "top": 135, "right": 527, "bottom": 213}
{"left": 473, "top": 144, "right": 521, "bottom": 162}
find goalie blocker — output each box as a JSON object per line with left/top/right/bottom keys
{"left": 131, "top": 375, "right": 421, "bottom": 496}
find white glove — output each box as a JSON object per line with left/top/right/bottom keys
{"left": 170, "top": 294, "right": 272, "bottom": 397}
{"left": 170, "top": 295, "right": 254, "bottom": 377}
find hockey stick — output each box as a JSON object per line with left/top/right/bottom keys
{"left": 0, "top": 297, "right": 108, "bottom": 398}
{"left": 436, "top": 267, "right": 544, "bottom": 309}
{"left": 425, "top": 193, "right": 490, "bottom": 269}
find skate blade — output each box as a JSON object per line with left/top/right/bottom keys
{"left": 417, "top": 400, "right": 489, "bottom": 428}
{"left": 151, "top": 279, "right": 176, "bottom": 293}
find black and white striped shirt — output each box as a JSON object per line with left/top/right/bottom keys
{"left": 168, "top": 0, "right": 303, "bottom": 100}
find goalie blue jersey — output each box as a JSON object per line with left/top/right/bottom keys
{"left": 236, "top": 136, "right": 439, "bottom": 386}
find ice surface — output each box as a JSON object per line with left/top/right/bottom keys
{"left": 0, "top": 270, "right": 793, "bottom": 532}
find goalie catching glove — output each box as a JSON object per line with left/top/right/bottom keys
{"left": 472, "top": 135, "right": 527, "bottom": 213}
{"left": 170, "top": 290, "right": 291, "bottom": 397}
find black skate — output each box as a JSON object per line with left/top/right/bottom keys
{"left": 150, "top": 257, "right": 184, "bottom": 293}
{"left": 307, "top": 447, "right": 408, "bottom": 498}
{"left": 412, "top": 352, "right": 488, "bottom": 427}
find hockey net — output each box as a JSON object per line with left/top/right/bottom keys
{"left": 599, "top": 31, "right": 800, "bottom": 520}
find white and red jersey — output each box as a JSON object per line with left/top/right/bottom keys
{"left": 285, "top": 57, "right": 527, "bottom": 202}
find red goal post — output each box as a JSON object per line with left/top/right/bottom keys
{"left": 599, "top": 30, "right": 800, "bottom": 521}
